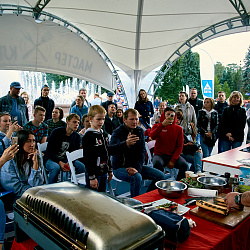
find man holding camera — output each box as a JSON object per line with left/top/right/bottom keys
{"left": 151, "top": 107, "right": 188, "bottom": 180}
{"left": 110, "top": 108, "right": 165, "bottom": 197}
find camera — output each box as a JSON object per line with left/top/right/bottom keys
{"left": 170, "top": 113, "right": 175, "bottom": 118}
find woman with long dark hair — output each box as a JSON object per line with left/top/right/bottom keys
{"left": 1, "top": 130, "right": 44, "bottom": 199}
{"left": 220, "top": 91, "right": 246, "bottom": 152}
{"left": 197, "top": 98, "right": 218, "bottom": 158}
{"left": 134, "top": 89, "right": 154, "bottom": 128}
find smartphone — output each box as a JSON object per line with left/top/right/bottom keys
{"left": 11, "top": 137, "right": 18, "bottom": 145}
{"left": 11, "top": 116, "right": 18, "bottom": 123}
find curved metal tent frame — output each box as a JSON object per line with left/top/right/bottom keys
{"left": 0, "top": 4, "right": 129, "bottom": 106}
{"left": 147, "top": 14, "right": 250, "bottom": 97}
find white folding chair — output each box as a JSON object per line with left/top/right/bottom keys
{"left": 37, "top": 142, "right": 49, "bottom": 184}
{"left": 66, "top": 149, "right": 86, "bottom": 185}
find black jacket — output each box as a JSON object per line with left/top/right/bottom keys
{"left": 103, "top": 114, "right": 121, "bottom": 135}
{"left": 220, "top": 105, "right": 246, "bottom": 142}
{"left": 82, "top": 128, "right": 112, "bottom": 179}
{"left": 197, "top": 109, "right": 218, "bottom": 136}
{"left": 188, "top": 98, "right": 203, "bottom": 117}
{"left": 110, "top": 124, "right": 146, "bottom": 173}
{"left": 34, "top": 96, "right": 55, "bottom": 121}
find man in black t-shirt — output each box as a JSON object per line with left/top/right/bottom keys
{"left": 44, "top": 114, "right": 85, "bottom": 183}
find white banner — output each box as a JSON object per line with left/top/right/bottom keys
{"left": 0, "top": 15, "right": 115, "bottom": 90}
{"left": 198, "top": 48, "right": 214, "bottom": 99}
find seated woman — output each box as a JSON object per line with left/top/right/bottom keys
{"left": 45, "top": 107, "right": 67, "bottom": 136}
{"left": 1, "top": 130, "right": 44, "bottom": 200}
{"left": 79, "top": 114, "right": 91, "bottom": 137}
{"left": 176, "top": 110, "right": 202, "bottom": 173}
{"left": 0, "top": 144, "right": 19, "bottom": 250}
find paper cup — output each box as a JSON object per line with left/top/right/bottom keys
{"left": 185, "top": 171, "right": 194, "bottom": 178}
{"left": 197, "top": 172, "right": 206, "bottom": 177}
{"left": 190, "top": 174, "right": 198, "bottom": 181}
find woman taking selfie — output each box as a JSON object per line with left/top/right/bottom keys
{"left": 197, "top": 98, "right": 218, "bottom": 158}
{"left": 1, "top": 130, "right": 44, "bottom": 199}
{"left": 0, "top": 112, "right": 21, "bottom": 156}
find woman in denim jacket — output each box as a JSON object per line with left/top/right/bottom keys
{"left": 0, "top": 130, "right": 43, "bottom": 200}
{"left": 197, "top": 98, "right": 218, "bottom": 158}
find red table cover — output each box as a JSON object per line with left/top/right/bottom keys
{"left": 135, "top": 189, "right": 250, "bottom": 250}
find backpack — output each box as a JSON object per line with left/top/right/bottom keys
{"left": 147, "top": 209, "right": 190, "bottom": 243}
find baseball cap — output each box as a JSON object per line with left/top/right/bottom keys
{"left": 10, "top": 82, "right": 23, "bottom": 89}
{"left": 41, "top": 84, "right": 49, "bottom": 91}
{"left": 107, "top": 92, "right": 114, "bottom": 97}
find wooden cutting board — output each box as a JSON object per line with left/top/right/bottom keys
{"left": 190, "top": 205, "right": 250, "bottom": 229}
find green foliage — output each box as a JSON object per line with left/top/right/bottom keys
{"left": 214, "top": 62, "right": 225, "bottom": 81}
{"left": 156, "top": 50, "right": 201, "bottom": 104}
{"left": 180, "top": 50, "right": 202, "bottom": 97}
{"left": 222, "top": 81, "right": 231, "bottom": 99}
{"left": 214, "top": 75, "right": 222, "bottom": 97}
{"left": 243, "top": 45, "right": 250, "bottom": 93}
{"left": 45, "top": 73, "right": 73, "bottom": 89}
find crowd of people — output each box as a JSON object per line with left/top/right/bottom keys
{"left": 0, "top": 82, "right": 250, "bottom": 249}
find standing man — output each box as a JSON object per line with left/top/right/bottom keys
{"left": 34, "top": 85, "right": 55, "bottom": 121}
{"left": 70, "top": 88, "right": 90, "bottom": 113}
{"left": 103, "top": 104, "right": 121, "bottom": 135}
{"left": 110, "top": 108, "right": 165, "bottom": 197}
{"left": 102, "top": 92, "right": 117, "bottom": 112}
{"left": 44, "top": 114, "right": 85, "bottom": 184}
{"left": 23, "top": 106, "right": 49, "bottom": 144}
{"left": 0, "top": 82, "right": 28, "bottom": 126}
{"left": 188, "top": 88, "right": 203, "bottom": 143}
{"left": 214, "top": 91, "right": 229, "bottom": 153}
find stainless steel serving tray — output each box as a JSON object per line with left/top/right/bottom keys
{"left": 14, "top": 182, "right": 164, "bottom": 250}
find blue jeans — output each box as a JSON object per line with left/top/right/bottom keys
{"left": 85, "top": 172, "right": 107, "bottom": 192}
{"left": 113, "top": 166, "right": 166, "bottom": 198}
{"left": 181, "top": 151, "right": 202, "bottom": 173}
{"left": 222, "top": 140, "right": 242, "bottom": 152}
{"left": 45, "top": 159, "right": 85, "bottom": 184}
{"left": 0, "top": 200, "right": 5, "bottom": 244}
{"left": 152, "top": 155, "right": 188, "bottom": 180}
{"left": 200, "top": 135, "right": 214, "bottom": 158}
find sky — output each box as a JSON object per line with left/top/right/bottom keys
{"left": 192, "top": 31, "right": 250, "bottom": 66}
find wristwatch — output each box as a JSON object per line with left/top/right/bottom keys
{"left": 235, "top": 194, "right": 242, "bottom": 206}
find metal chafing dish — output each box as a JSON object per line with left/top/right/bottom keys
{"left": 14, "top": 182, "right": 164, "bottom": 249}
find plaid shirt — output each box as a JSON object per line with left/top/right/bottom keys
{"left": 23, "top": 121, "right": 49, "bottom": 143}
{"left": 45, "top": 119, "right": 67, "bottom": 136}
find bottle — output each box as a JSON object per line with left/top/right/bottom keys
{"left": 224, "top": 172, "right": 230, "bottom": 189}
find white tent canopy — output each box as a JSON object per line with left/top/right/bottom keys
{"left": 0, "top": 0, "right": 249, "bottom": 104}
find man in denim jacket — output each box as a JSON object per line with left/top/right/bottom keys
{"left": 0, "top": 82, "right": 28, "bottom": 126}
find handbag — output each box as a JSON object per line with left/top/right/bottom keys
{"left": 203, "top": 134, "right": 216, "bottom": 147}
{"left": 183, "top": 142, "right": 200, "bottom": 155}
{"left": 147, "top": 209, "right": 191, "bottom": 243}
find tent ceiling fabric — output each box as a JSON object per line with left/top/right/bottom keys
{"left": 0, "top": 0, "right": 249, "bottom": 89}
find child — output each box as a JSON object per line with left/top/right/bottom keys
{"left": 82, "top": 105, "right": 113, "bottom": 192}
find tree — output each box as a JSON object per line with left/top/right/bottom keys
{"left": 45, "top": 73, "right": 72, "bottom": 89}
{"left": 222, "top": 81, "right": 231, "bottom": 99}
{"left": 214, "top": 62, "right": 225, "bottom": 81}
{"left": 180, "top": 50, "right": 202, "bottom": 97}
{"left": 214, "top": 75, "right": 222, "bottom": 97}
{"left": 156, "top": 61, "right": 182, "bottom": 104}
{"left": 243, "top": 45, "right": 250, "bottom": 93}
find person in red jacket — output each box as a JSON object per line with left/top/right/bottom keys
{"left": 151, "top": 107, "right": 188, "bottom": 180}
